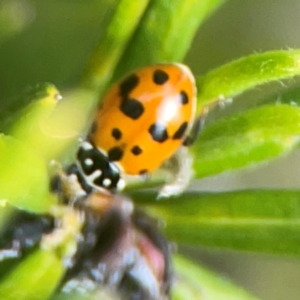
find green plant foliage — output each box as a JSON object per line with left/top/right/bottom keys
{"left": 8, "top": 84, "right": 62, "bottom": 160}
{"left": 193, "top": 104, "right": 300, "bottom": 178}
{"left": 172, "top": 255, "right": 259, "bottom": 300}
{"left": 133, "top": 190, "right": 300, "bottom": 256}
{"left": 2, "top": 1, "right": 300, "bottom": 299}
{"left": 0, "top": 249, "right": 65, "bottom": 300}
{"left": 0, "top": 83, "right": 58, "bottom": 132}
{"left": 80, "top": 0, "right": 150, "bottom": 94}
{"left": 0, "top": 135, "right": 55, "bottom": 212}
{"left": 2, "top": 83, "right": 96, "bottom": 162}
{"left": 197, "top": 50, "right": 300, "bottom": 106}
{"left": 112, "top": 0, "right": 226, "bottom": 80}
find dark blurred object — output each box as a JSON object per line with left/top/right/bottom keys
{"left": 0, "top": 191, "right": 172, "bottom": 300}
{"left": 62, "top": 192, "right": 172, "bottom": 300}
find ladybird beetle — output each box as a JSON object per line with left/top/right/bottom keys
{"left": 76, "top": 63, "right": 202, "bottom": 196}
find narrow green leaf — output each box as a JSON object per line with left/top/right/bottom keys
{"left": 80, "top": 0, "right": 150, "bottom": 94}
{"left": 7, "top": 84, "right": 63, "bottom": 160}
{"left": 173, "top": 255, "right": 259, "bottom": 300}
{"left": 30, "top": 88, "right": 96, "bottom": 160}
{"left": 113, "top": 0, "right": 226, "bottom": 80}
{"left": 132, "top": 190, "right": 300, "bottom": 256}
{"left": 0, "top": 83, "right": 58, "bottom": 132}
{"left": 6, "top": 85, "right": 95, "bottom": 161}
{"left": 0, "top": 135, "right": 55, "bottom": 212}
{"left": 0, "top": 249, "right": 65, "bottom": 300}
{"left": 197, "top": 49, "right": 300, "bottom": 106}
{"left": 192, "top": 104, "right": 300, "bottom": 179}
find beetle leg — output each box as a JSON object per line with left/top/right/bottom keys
{"left": 157, "top": 147, "right": 194, "bottom": 198}
{"left": 183, "top": 106, "right": 208, "bottom": 146}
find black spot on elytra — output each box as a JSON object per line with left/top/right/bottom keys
{"left": 179, "top": 91, "right": 189, "bottom": 105}
{"left": 111, "top": 128, "right": 122, "bottom": 140}
{"left": 120, "top": 98, "right": 144, "bottom": 119}
{"left": 90, "top": 121, "right": 98, "bottom": 134}
{"left": 173, "top": 122, "right": 188, "bottom": 140}
{"left": 153, "top": 69, "right": 169, "bottom": 85}
{"left": 119, "top": 74, "right": 139, "bottom": 97}
{"left": 139, "top": 169, "right": 148, "bottom": 176}
{"left": 108, "top": 147, "right": 124, "bottom": 161}
{"left": 148, "top": 123, "right": 169, "bottom": 143}
{"left": 131, "top": 145, "right": 142, "bottom": 156}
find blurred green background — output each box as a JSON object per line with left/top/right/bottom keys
{"left": 1, "top": 0, "right": 300, "bottom": 299}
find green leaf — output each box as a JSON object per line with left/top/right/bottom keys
{"left": 197, "top": 49, "right": 300, "bottom": 106}
{"left": 6, "top": 84, "right": 95, "bottom": 161}
{"left": 113, "top": 0, "right": 226, "bottom": 80}
{"left": 0, "top": 135, "right": 55, "bottom": 213}
{"left": 80, "top": 0, "right": 150, "bottom": 94}
{"left": 172, "top": 255, "right": 259, "bottom": 300}
{"left": 132, "top": 190, "right": 300, "bottom": 256}
{"left": 0, "top": 83, "right": 58, "bottom": 132}
{"left": 7, "top": 84, "right": 63, "bottom": 161}
{"left": 31, "top": 88, "right": 96, "bottom": 160}
{"left": 192, "top": 104, "right": 300, "bottom": 179}
{"left": 0, "top": 249, "right": 65, "bottom": 300}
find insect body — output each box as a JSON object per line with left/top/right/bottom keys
{"left": 76, "top": 63, "right": 198, "bottom": 195}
